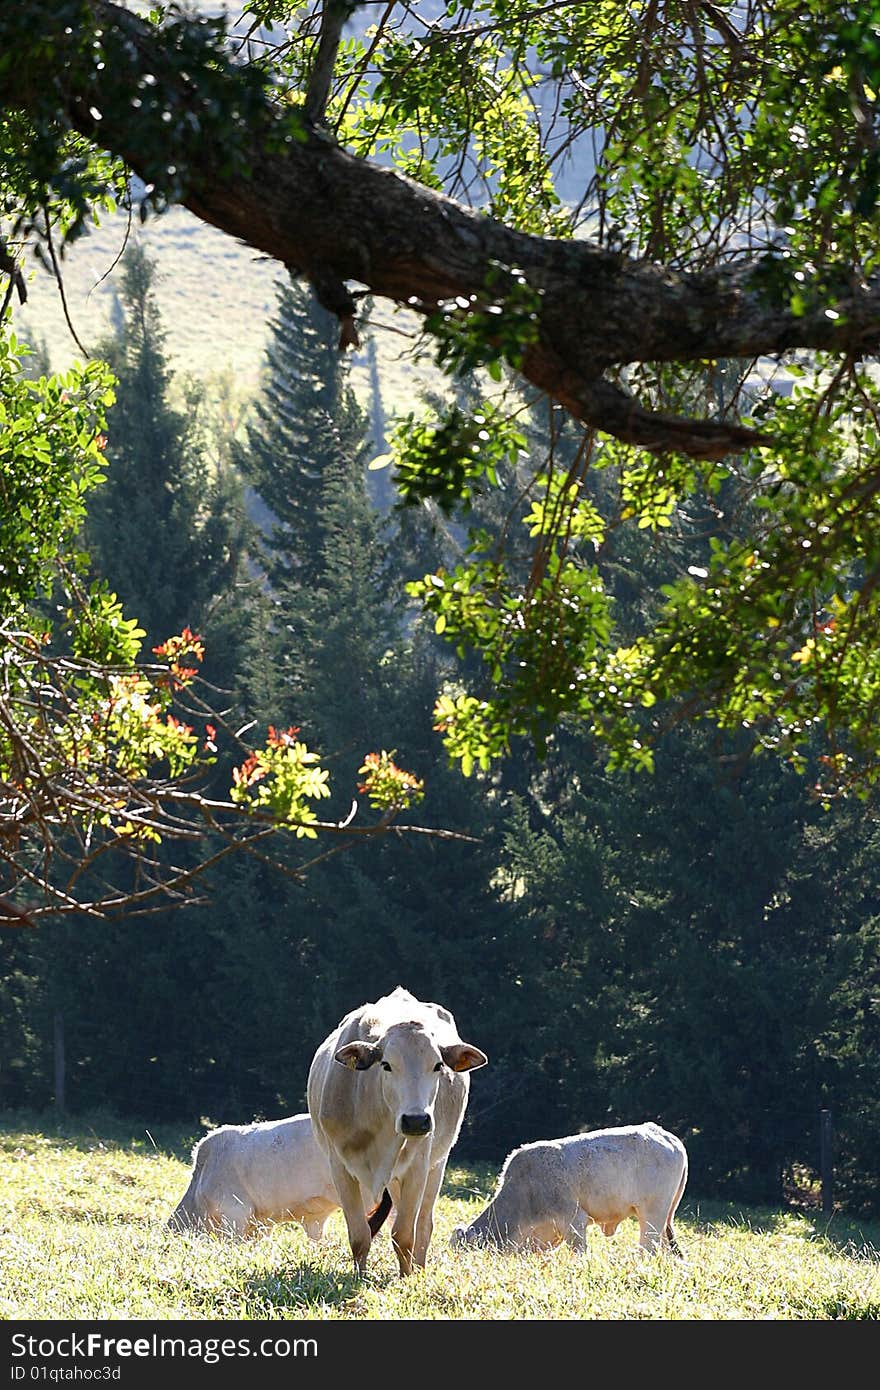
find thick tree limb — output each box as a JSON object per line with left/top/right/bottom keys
{"left": 12, "top": 1, "right": 880, "bottom": 458}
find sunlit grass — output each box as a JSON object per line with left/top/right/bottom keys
{"left": 2, "top": 1112, "right": 878, "bottom": 1320}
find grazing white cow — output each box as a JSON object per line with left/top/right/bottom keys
{"left": 452, "top": 1122, "right": 688, "bottom": 1256}
{"left": 167, "top": 1112, "right": 340, "bottom": 1241}
{"left": 307, "top": 985, "right": 488, "bottom": 1277}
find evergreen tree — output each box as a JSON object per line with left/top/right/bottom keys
{"left": 237, "top": 277, "right": 370, "bottom": 592}
{"left": 84, "top": 240, "right": 250, "bottom": 679}
{"left": 291, "top": 448, "right": 401, "bottom": 790}
{"left": 236, "top": 278, "right": 376, "bottom": 729}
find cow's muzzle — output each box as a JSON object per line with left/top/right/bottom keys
{"left": 400, "top": 1112, "right": 432, "bottom": 1137}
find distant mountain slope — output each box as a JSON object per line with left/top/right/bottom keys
{"left": 18, "top": 206, "right": 279, "bottom": 390}
{"left": 17, "top": 197, "right": 446, "bottom": 429}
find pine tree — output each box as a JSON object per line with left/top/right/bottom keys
{"left": 236, "top": 278, "right": 378, "bottom": 728}
{"left": 237, "top": 278, "right": 370, "bottom": 593}
{"left": 84, "top": 240, "right": 250, "bottom": 674}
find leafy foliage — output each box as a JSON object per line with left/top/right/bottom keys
{"left": 357, "top": 750, "right": 425, "bottom": 814}
{"left": 230, "top": 725, "right": 330, "bottom": 836}
{"left": 0, "top": 333, "right": 112, "bottom": 612}
{"left": 379, "top": 401, "right": 528, "bottom": 514}
{"left": 0, "top": 330, "right": 205, "bottom": 875}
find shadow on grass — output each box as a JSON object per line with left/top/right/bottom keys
{"left": 681, "top": 1197, "right": 880, "bottom": 1259}
{"left": 0, "top": 1107, "right": 203, "bottom": 1163}
{"left": 809, "top": 1294, "right": 880, "bottom": 1319}
{"left": 240, "top": 1260, "right": 375, "bottom": 1316}
{"left": 22, "top": 1199, "right": 157, "bottom": 1228}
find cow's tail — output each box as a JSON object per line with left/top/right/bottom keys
{"left": 665, "top": 1149, "right": 689, "bottom": 1258}
{"left": 367, "top": 1187, "right": 393, "bottom": 1237}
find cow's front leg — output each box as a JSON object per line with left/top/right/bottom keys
{"left": 412, "top": 1160, "right": 445, "bottom": 1269}
{"left": 391, "top": 1161, "right": 430, "bottom": 1276}
{"left": 329, "top": 1156, "right": 372, "bottom": 1274}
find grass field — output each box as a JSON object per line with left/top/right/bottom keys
{"left": 1, "top": 1110, "right": 878, "bottom": 1321}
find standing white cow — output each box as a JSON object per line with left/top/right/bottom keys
{"left": 452, "top": 1122, "right": 688, "bottom": 1256}
{"left": 307, "top": 985, "right": 488, "bottom": 1277}
{"left": 168, "top": 1112, "right": 340, "bottom": 1241}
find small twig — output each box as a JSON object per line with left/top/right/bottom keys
{"left": 42, "top": 207, "right": 90, "bottom": 358}
{"left": 87, "top": 187, "right": 135, "bottom": 302}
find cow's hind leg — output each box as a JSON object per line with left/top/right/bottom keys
{"left": 664, "top": 1162, "right": 688, "bottom": 1257}
{"left": 665, "top": 1219, "right": 684, "bottom": 1258}
{"left": 300, "top": 1196, "right": 340, "bottom": 1244}
{"left": 637, "top": 1205, "right": 667, "bottom": 1254}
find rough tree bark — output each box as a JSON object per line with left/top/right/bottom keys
{"left": 8, "top": 0, "right": 880, "bottom": 459}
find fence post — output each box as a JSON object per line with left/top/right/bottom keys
{"left": 53, "top": 1011, "right": 66, "bottom": 1116}
{"left": 820, "top": 1107, "right": 833, "bottom": 1214}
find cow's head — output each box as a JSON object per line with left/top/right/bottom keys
{"left": 450, "top": 1211, "right": 506, "bottom": 1249}
{"left": 335, "top": 1021, "right": 487, "bottom": 1139}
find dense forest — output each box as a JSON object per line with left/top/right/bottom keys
{"left": 2, "top": 243, "right": 879, "bottom": 1218}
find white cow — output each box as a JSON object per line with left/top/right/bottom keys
{"left": 307, "top": 985, "right": 488, "bottom": 1276}
{"left": 168, "top": 1112, "right": 340, "bottom": 1241}
{"left": 452, "top": 1122, "right": 688, "bottom": 1256}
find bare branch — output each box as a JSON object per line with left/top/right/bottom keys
{"left": 0, "top": 896, "right": 36, "bottom": 929}
{"left": 41, "top": 207, "right": 90, "bottom": 358}
{"left": 304, "top": 1, "right": 352, "bottom": 127}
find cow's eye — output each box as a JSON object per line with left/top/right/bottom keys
{"left": 381, "top": 1061, "right": 392, "bottom": 1072}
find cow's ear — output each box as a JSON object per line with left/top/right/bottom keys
{"left": 335, "top": 1042, "right": 381, "bottom": 1071}
{"left": 441, "top": 1043, "right": 488, "bottom": 1073}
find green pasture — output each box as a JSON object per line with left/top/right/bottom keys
{"left": 1, "top": 1111, "right": 878, "bottom": 1321}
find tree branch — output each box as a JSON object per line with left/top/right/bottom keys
{"left": 304, "top": 1, "right": 352, "bottom": 127}
{"left": 12, "top": 2, "right": 880, "bottom": 459}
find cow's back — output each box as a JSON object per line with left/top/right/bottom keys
{"left": 562, "top": 1124, "right": 686, "bottom": 1208}
{"left": 232, "top": 1114, "right": 333, "bottom": 1215}
{"left": 170, "top": 1113, "right": 337, "bottom": 1235}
